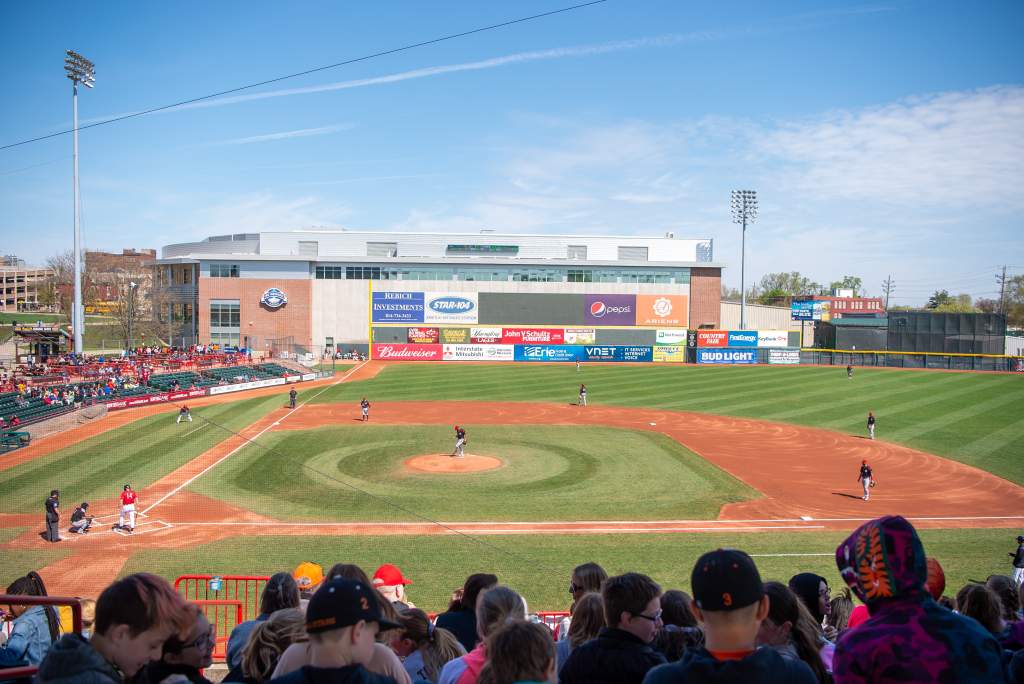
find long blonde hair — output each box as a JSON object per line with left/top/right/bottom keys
{"left": 477, "top": 621, "right": 554, "bottom": 684}
{"left": 397, "top": 608, "right": 465, "bottom": 681}
{"left": 240, "top": 608, "right": 306, "bottom": 683}
{"left": 477, "top": 586, "right": 526, "bottom": 639}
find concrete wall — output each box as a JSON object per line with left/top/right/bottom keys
{"left": 720, "top": 302, "right": 799, "bottom": 331}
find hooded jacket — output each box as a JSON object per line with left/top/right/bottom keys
{"left": 559, "top": 627, "right": 667, "bottom": 684}
{"left": 642, "top": 646, "right": 817, "bottom": 684}
{"left": 833, "top": 515, "right": 1006, "bottom": 683}
{"left": 35, "top": 633, "right": 123, "bottom": 684}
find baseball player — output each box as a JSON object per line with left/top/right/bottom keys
{"left": 289, "top": 387, "right": 298, "bottom": 409}
{"left": 858, "top": 460, "right": 875, "bottom": 501}
{"left": 1010, "top": 535, "right": 1024, "bottom": 585}
{"left": 69, "top": 502, "right": 93, "bottom": 534}
{"left": 44, "top": 489, "right": 61, "bottom": 542}
{"left": 867, "top": 411, "right": 876, "bottom": 440}
{"left": 847, "top": 364, "right": 853, "bottom": 379}
{"left": 118, "top": 484, "right": 139, "bottom": 533}
{"left": 452, "top": 425, "right": 467, "bottom": 458}
{"left": 578, "top": 384, "right": 587, "bottom": 407}
{"left": 177, "top": 405, "right": 192, "bottom": 424}
{"left": 576, "top": 359, "right": 581, "bottom": 372}
{"left": 360, "top": 398, "right": 370, "bottom": 421}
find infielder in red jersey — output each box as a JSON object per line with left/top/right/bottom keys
{"left": 118, "top": 484, "right": 139, "bottom": 533}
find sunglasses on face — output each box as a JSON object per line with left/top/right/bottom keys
{"left": 184, "top": 630, "right": 215, "bottom": 650}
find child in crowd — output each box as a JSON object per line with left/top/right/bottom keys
{"left": 36, "top": 573, "right": 190, "bottom": 683}
{"left": 135, "top": 603, "right": 215, "bottom": 684}
{"left": 556, "top": 592, "right": 603, "bottom": 673}
{"left": 477, "top": 620, "right": 556, "bottom": 684}
{"left": 757, "top": 582, "right": 831, "bottom": 683}
{"left": 643, "top": 549, "right": 817, "bottom": 683}
{"left": 389, "top": 607, "right": 464, "bottom": 683}
{"left": 438, "top": 585, "right": 526, "bottom": 684}
{"left": 266, "top": 576, "right": 402, "bottom": 684}
{"left": 227, "top": 608, "right": 306, "bottom": 684}
{"left": 0, "top": 571, "right": 61, "bottom": 667}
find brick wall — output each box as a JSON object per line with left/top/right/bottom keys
{"left": 198, "top": 278, "right": 312, "bottom": 349}
{"left": 689, "top": 268, "right": 721, "bottom": 328}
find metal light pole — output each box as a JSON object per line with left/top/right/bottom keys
{"left": 127, "top": 281, "right": 138, "bottom": 352}
{"left": 64, "top": 50, "right": 95, "bottom": 356}
{"left": 731, "top": 190, "right": 758, "bottom": 330}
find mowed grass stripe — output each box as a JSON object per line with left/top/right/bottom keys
{"left": 316, "top": 364, "right": 1024, "bottom": 483}
{"left": 0, "top": 395, "right": 282, "bottom": 513}
{"left": 117, "top": 527, "right": 1018, "bottom": 613}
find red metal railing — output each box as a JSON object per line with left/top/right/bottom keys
{"left": 0, "top": 594, "right": 82, "bottom": 681}
{"left": 194, "top": 599, "right": 244, "bottom": 662}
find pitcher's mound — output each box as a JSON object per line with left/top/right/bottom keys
{"left": 404, "top": 454, "right": 503, "bottom": 474}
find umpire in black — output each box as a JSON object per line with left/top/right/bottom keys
{"left": 44, "top": 489, "right": 60, "bottom": 542}
{"left": 289, "top": 387, "right": 298, "bottom": 409}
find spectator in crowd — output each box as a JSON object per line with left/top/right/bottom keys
{"left": 389, "top": 607, "right": 465, "bottom": 683}
{"left": 559, "top": 572, "right": 667, "bottom": 684}
{"left": 556, "top": 592, "right": 603, "bottom": 673}
{"left": 832, "top": 515, "right": 1006, "bottom": 683}
{"left": 477, "top": 620, "right": 556, "bottom": 684}
{"left": 644, "top": 550, "right": 816, "bottom": 684}
{"left": 987, "top": 575, "right": 1023, "bottom": 624}
{"left": 435, "top": 573, "right": 499, "bottom": 653}
{"left": 292, "top": 562, "right": 325, "bottom": 602}
{"left": 955, "top": 584, "right": 1005, "bottom": 636}
{"left": 226, "top": 608, "right": 305, "bottom": 684}
{"left": 825, "top": 588, "right": 854, "bottom": 637}
{"left": 373, "top": 564, "right": 415, "bottom": 611}
{"left": 227, "top": 573, "right": 301, "bottom": 669}
{"left": 0, "top": 571, "right": 61, "bottom": 668}
{"left": 757, "top": 582, "right": 832, "bottom": 683}
{"left": 80, "top": 598, "right": 96, "bottom": 640}
{"left": 788, "top": 574, "right": 832, "bottom": 635}
{"left": 557, "top": 562, "right": 608, "bottom": 641}
{"left": 438, "top": 585, "right": 526, "bottom": 684}
{"left": 266, "top": 577, "right": 402, "bottom": 684}
{"left": 135, "top": 603, "right": 215, "bottom": 684}
{"left": 36, "top": 573, "right": 190, "bottom": 684}
{"left": 651, "top": 590, "right": 704, "bottom": 663}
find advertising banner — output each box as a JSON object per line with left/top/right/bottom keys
{"left": 656, "top": 329, "right": 689, "bottom": 345}
{"left": 443, "top": 344, "right": 515, "bottom": 361}
{"left": 372, "top": 292, "right": 424, "bottom": 323}
{"left": 696, "top": 330, "right": 729, "bottom": 347}
{"left": 792, "top": 300, "right": 831, "bottom": 321}
{"left": 696, "top": 349, "right": 757, "bottom": 364}
{"left": 768, "top": 349, "right": 801, "bottom": 365}
{"left": 582, "top": 345, "right": 654, "bottom": 362}
{"left": 584, "top": 294, "right": 636, "bottom": 326}
{"left": 564, "top": 328, "right": 596, "bottom": 344}
{"left": 439, "top": 327, "right": 470, "bottom": 343}
{"left": 208, "top": 377, "right": 287, "bottom": 395}
{"left": 371, "top": 343, "right": 443, "bottom": 361}
{"left": 757, "top": 330, "right": 790, "bottom": 348}
{"left": 423, "top": 292, "right": 478, "bottom": 325}
{"left": 301, "top": 373, "right": 317, "bottom": 381}
{"left": 514, "top": 345, "right": 585, "bottom": 362}
{"left": 106, "top": 388, "right": 208, "bottom": 411}
{"left": 470, "top": 327, "right": 502, "bottom": 343}
{"left": 502, "top": 328, "right": 565, "bottom": 344}
{"left": 635, "top": 295, "right": 689, "bottom": 327}
{"left": 653, "top": 346, "right": 687, "bottom": 362}
{"left": 727, "top": 331, "right": 758, "bottom": 347}
{"left": 407, "top": 327, "right": 440, "bottom": 344}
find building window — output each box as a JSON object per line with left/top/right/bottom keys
{"left": 346, "top": 266, "right": 382, "bottom": 280}
{"left": 210, "top": 264, "right": 240, "bottom": 278}
{"left": 210, "top": 301, "right": 240, "bottom": 328}
{"left": 567, "top": 269, "right": 593, "bottom": 283}
{"left": 315, "top": 266, "right": 344, "bottom": 279}
{"left": 182, "top": 268, "right": 192, "bottom": 284}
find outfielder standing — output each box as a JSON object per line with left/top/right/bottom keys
{"left": 289, "top": 387, "right": 297, "bottom": 409}
{"left": 1010, "top": 535, "right": 1024, "bottom": 585}
{"left": 360, "top": 397, "right": 370, "bottom": 422}
{"left": 177, "top": 405, "right": 192, "bottom": 424}
{"left": 452, "top": 425, "right": 467, "bottom": 458}
{"left": 858, "top": 460, "right": 874, "bottom": 501}
{"left": 578, "top": 384, "right": 587, "bottom": 407}
{"left": 867, "top": 411, "right": 876, "bottom": 440}
{"left": 847, "top": 364, "right": 853, "bottom": 379}
{"left": 118, "top": 484, "right": 139, "bottom": 533}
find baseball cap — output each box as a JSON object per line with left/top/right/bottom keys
{"left": 692, "top": 549, "right": 764, "bottom": 612}
{"left": 1017, "top": 535, "right": 1024, "bottom": 543}
{"left": 305, "top": 577, "right": 402, "bottom": 634}
{"left": 293, "top": 561, "right": 325, "bottom": 590}
{"left": 373, "top": 564, "right": 412, "bottom": 587}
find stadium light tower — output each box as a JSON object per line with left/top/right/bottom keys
{"left": 64, "top": 50, "right": 95, "bottom": 355}
{"left": 731, "top": 190, "right": 758, "bottom": 330}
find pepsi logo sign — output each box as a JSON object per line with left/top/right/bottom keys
{"left": 590, "top": 301, "right": 632, "bottom": 318}
{"left": 429, "top": 296, "right": 475, "bottom": 313}
{"left": 260, "top": 288, "right": 288, "bottom": 309}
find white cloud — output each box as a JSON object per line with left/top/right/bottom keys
{"left": 179, "top": 193, "right": 352, "bottom": 238}
{"left": 210, "top": 123, "right": 354, "bottom": 146}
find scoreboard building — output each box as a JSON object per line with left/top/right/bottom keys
{"left": 152, "top": 230, "right": 724, "bottom": 357}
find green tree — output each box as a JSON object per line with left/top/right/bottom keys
{"left": 927, "top": 290, "right": 953, "bottom": 309}
{"left": 934, "top": 294, "right": 978, "bottom": 313}
{"left": 828, "top": 275, "right": 863, "bottom": 296}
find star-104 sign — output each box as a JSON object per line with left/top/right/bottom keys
{"left": 260, "top": 288, "right": 288, "bottom": 309}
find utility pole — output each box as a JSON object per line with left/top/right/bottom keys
{"left": 882, "top": 275, "right": 894, "bottom": 312}
{"left": 64, "top": 50, "right": 95, "bottom": 355}
{"left": 996, "top": 266, "right": 1007, "bottom": 315}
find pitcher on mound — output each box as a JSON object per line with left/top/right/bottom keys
{"left": 452, "top": 425, "right": 467, "bottom": 458}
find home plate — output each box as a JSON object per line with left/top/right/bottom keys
{"left": 800, "top": 516, "right": 814, "bottom": 521}
{"left": 649, "top": 422, "right": 657, "bottom": 426}
{"left": 112, "top": 520, "right": 173, "bottom": 536}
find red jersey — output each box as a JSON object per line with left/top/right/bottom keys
{"left": 120, "top": 490, "right": 138, "bottom": 506}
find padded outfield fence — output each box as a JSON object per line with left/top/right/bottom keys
{"left": 802, "top": 348, "right": 1024, "bottom": 372}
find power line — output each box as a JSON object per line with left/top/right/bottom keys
{"left": 1, "top": 0, "right": 609, "bottom": 152}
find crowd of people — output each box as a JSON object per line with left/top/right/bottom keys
{"left": 1, "top": 516, "right": 1023, "bottom": 683}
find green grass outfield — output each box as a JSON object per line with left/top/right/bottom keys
{"left": 118, "top": 528, "right": 1020, "bottom": 612}
{"left": 314, "top": 364, "right": 1024, "bottom": 484}
{"left": 188, "top": 425, "right": 757, "bottom": 521}
{"left": 0, "top": 395, "right": 283, "bottom": 513}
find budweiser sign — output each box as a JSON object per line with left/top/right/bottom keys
{"left": 372, "top": 343, "right": 443, "bottom": 361}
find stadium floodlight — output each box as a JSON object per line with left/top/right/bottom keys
{"left": 731, "top": 190, "right": 758, "bottom": 330}
{"left": 64, "top": 50, "right": 95, "bottom": 354}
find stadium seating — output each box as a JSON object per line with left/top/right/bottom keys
{"left": 146, "top": 371, "right": 218, "bottom": 391}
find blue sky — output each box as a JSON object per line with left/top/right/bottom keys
{"left": 1, "top": 0, "right": 1022, "bottom": 304}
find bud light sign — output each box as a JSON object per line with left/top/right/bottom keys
{"left": 584, "top": 294, "right": 636, "bottom": 325}
{"left": 697, "top": 349, "right": 757, "bottom": 364}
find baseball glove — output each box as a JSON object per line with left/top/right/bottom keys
{"left": 870, "top": 479, "right": 877, "bottom": 488}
